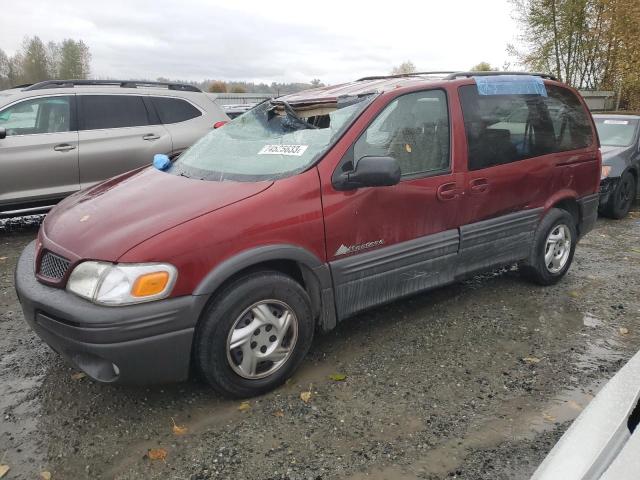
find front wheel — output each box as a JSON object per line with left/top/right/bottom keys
{"left": 603, "top": 171, "right": 636, "bottom": 219}
{"left": 520, "top": 208, "right": 577, "bottom": 286}
{"left": 194, "top": 271, "right": 314, "bottom": 398}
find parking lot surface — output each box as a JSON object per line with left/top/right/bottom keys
{"left": 1, "top": 208, "right": 639, "bottom": 480}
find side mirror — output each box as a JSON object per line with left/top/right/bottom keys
{"left": 333, "top": 156, "right": 401, "bottom": 191}
{"left": 0, "top": 128, "right": 6, "bottom": 140}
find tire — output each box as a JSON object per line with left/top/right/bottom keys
{"left": 520, "top": 208, "right": 577, "bottom": 286}
{"left": 602, "top": 171, "right": 636, "bottom": 219}
{"left": 194, "top": 270, "right": 314, "bottom": 398}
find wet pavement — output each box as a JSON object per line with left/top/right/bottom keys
{"left": 1, "top": 207, "right": 639, "bottom": 480}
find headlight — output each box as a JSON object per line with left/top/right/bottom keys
{"left": 601, "top": 165, "right": 612, "bottom": 179}
{"left": 67, "top": 261, "right": 177, "bottom": 305}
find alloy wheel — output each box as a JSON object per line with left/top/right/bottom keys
{"left": 544, "top": 224, "right": 572, "bottom": 274}
{"left": 226, "top": 300, "right": 298, "bottom": 379}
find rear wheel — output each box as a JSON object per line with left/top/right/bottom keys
{"left": 195, "top": 271, "right": 314, "bottom": 398}
{"left": 520, "top": 208, "right": 577, "bottom": 285}
{"left": 603, "top": 171, "right": 636, "bottom": 219}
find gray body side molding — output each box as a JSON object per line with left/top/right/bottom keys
{"left": 455, "top": 207, "right": 543, "bottom": 278}
{"left": 330, "top": 229, "right": 460, "bottom": 320}
{"left": 193, "top": 244, "right": 337, "bottom": 331}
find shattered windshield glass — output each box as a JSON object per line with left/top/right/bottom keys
{"left": 171, "top": 94, "right": 376, "bottom": 182}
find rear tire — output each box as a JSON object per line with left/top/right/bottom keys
{"left": 520, "top": 208, "right": 577, "bottom": 286}
{"left": 194, "top": 271, "right": 314, "bottom": 398}
{"left": 602, "top": 171, "right": 636, "bottom": 219}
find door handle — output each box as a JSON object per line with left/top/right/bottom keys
{"left": 143, "top": 133, "right": 161, "bottom": 141}
{"left": 436, "top": 182, "right": 460, "bottom": 201}
{"left": 53, "top": 144, "right": 76, "bottom": 152}
{"left": 469, "top": 178, "right": 489, "bottom": 194}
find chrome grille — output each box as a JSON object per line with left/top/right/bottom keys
{"left": 39, "top": 251, "right": 71, "bottom": 280}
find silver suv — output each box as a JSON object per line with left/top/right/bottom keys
{"left": 0, "top": 80, "right": 228, "bottom": 217}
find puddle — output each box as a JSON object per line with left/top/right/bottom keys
{"left": 575, "top": 336, "right": 625, "bottom": 370}
{"left": 346, "top": 465, "right": 419, "bottom": 480}
{"left": 582, "top": 312, "right": 602, "bottom": 328}
{"left": 374, "top": 379, "right": 606, "bottom": 479}
{"left": 0, "top": 376, "right": 46, "bottom": 477}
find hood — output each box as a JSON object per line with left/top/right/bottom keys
{"left": 601, "top": 145, "right": 632, "bottom": 163}
{"left": 42, "top": 167, "right": 273, "bottom": 260}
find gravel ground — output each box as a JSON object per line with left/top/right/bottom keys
{"left": 1, "top": 207, "right": 639, "bottom": 480}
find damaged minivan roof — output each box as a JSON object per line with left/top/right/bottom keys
{"left": 279, "top": 75, "right": 445, "bottom": 105}
{"left": 278, "top": 71, "right": 561, "bottom": 106}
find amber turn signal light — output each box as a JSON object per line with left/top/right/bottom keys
{"left": 131, "top": 271, "right": 170, "bottom": 297}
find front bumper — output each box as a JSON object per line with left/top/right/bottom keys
{"left": 15, "top": 240, "right": 208, "bottom": 384}
{"left": 599, "top": 177, "right": 619, "bottom": 207}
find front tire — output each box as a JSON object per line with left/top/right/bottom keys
{"left": 520, "top": 208, "right": 577, "bottom": 286}
{"left": 603, "top": 171, "right": 636, "bottom": 219}
{"left": 194, "top": 271, "right": 314, "bottom": 398}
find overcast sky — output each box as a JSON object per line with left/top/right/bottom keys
{"left": 1, "top": 0, "right": 520, "bottom": 84}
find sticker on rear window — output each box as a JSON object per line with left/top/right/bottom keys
{"left": 603, "top": 119, "right": 629, "bottom": 125}
{"left": 258, "top": 144, "right": 309, "bottom": 156}
{"left": 474, "top": 75, "right": 547, "bottom": 97}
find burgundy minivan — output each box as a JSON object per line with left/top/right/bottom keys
{"left": 16, "top": 72, "right": 601, "bottom": 397}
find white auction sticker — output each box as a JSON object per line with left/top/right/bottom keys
{"left": 258, "top": 144, "right": 309, "bottom": 156}
{"left": 603, "top": 119, "right": 629, "bottom": 125}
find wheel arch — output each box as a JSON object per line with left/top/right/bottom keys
{"left": 193, "top": 245, "right": 337, "bottom": 331}
{"left": 551, "top": 197, "right": 580, "bottom": 226}
{"left": 544, "top": 190, "right": 579, "bottom": 222}
{"left": 627, "top": 166, "right": 638, "bottom": 186}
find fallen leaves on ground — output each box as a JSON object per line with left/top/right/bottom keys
{"left": 542, "top": 413, "right": 556, "bottom": 422}
{"left": 171, "top": 417, "right": 187, "bottom": 436}
{"left": 619, "top": 327, "right": 629, "bottom": 335}
{"left": 300, "top": 384, "right": 313, "bottom": 403}
{"left": 273, "top": 410, "right": 285, "bottom": 417}
{"left": 0, "top": 257, "right": 7, "bottom": 262}
{"left": 522, "top": 356, "right": 541, "bottom": 364}
{"left": 238, "top": 401, "right": 251, "bottom": 412}
{"left": 71, "top": 372, "right": 86, "bottom": 380}
{"left": 328, "top": 373, "right": 347, "bottom": 382}
{"left": 40, "top": 471, "right": 52, "bottom": 480}
{"left": 147, "top": 448, "right": 167, "bottom": 461}
{"left": 0, "top": 465, "right": 9, "bottom": 478}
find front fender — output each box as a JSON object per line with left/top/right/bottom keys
{"left": 192, "top": 244, "right": 338, "bottom": 332}
{"left": 193, "top": 244, "right": 330, "bottom": 295}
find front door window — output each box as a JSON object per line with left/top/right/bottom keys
{"left": 0, "top": 96, "right": 73, "bottom": 136}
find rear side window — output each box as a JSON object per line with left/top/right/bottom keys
{"left": 354, "top": 89, "right": 450, "bottom": 177}
{"left": 80, "top": 95, "right": 150, "bottom": 130}
{"left": 151, "top": 97, "right": 202, "bottom": 124}
{"left": 460, "top": 84, "right": 593, "bottom": 170}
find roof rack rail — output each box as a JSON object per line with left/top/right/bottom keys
{"left": 22, "top": 79, "right": 202, "bottom": 92}
{"left": 356, "top": 71, "right": 457, "bottom": 81}
{"left": 443, "top": 71, "right": 558, "bottom": 81}
{"left": 10, "top": 83, "right": 34, "bottom": 89}
{"left": 356, "top": 71, "right": 558, "bottom": 82}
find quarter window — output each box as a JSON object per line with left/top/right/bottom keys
{"left": 460, "top": 84, "right": 593, "bottom": 171}
{"left": 80, "top": 95, "right": 150, "bottom": 130}
{"left": 0, "top": 96, "right": 72, "bottom": 135}
{"left": 151, "top": 97, "right": 202, "bottom": 124}
{"left": 354, "top": 90, "right": 450, "bottom": 177}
